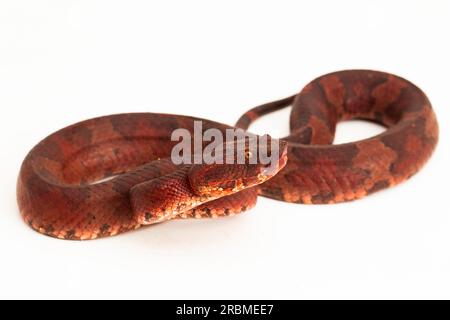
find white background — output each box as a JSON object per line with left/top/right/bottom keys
{"left": 0, "top": 0, "right": 449, "bottom": 299}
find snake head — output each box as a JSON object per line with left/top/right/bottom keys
{"left": 188, "top": 135, "right": 288, "bottom": 197}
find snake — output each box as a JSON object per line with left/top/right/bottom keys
{"left": 17, "top": 70, "right": 439, "bottom": 240}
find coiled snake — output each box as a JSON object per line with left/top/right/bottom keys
{"left": 17, "top": 70, "right": 439, "bottom": 240}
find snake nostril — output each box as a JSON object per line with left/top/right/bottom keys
{"left": 145, "top": 212, "right": 152, "bottom": 221}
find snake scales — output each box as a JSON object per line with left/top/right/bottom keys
{"left": 17, "top": 70, "right": 439, "bottom": 240}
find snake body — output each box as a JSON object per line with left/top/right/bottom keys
{"left": 17, "top": 70, "right": 439, "bottom": 240}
